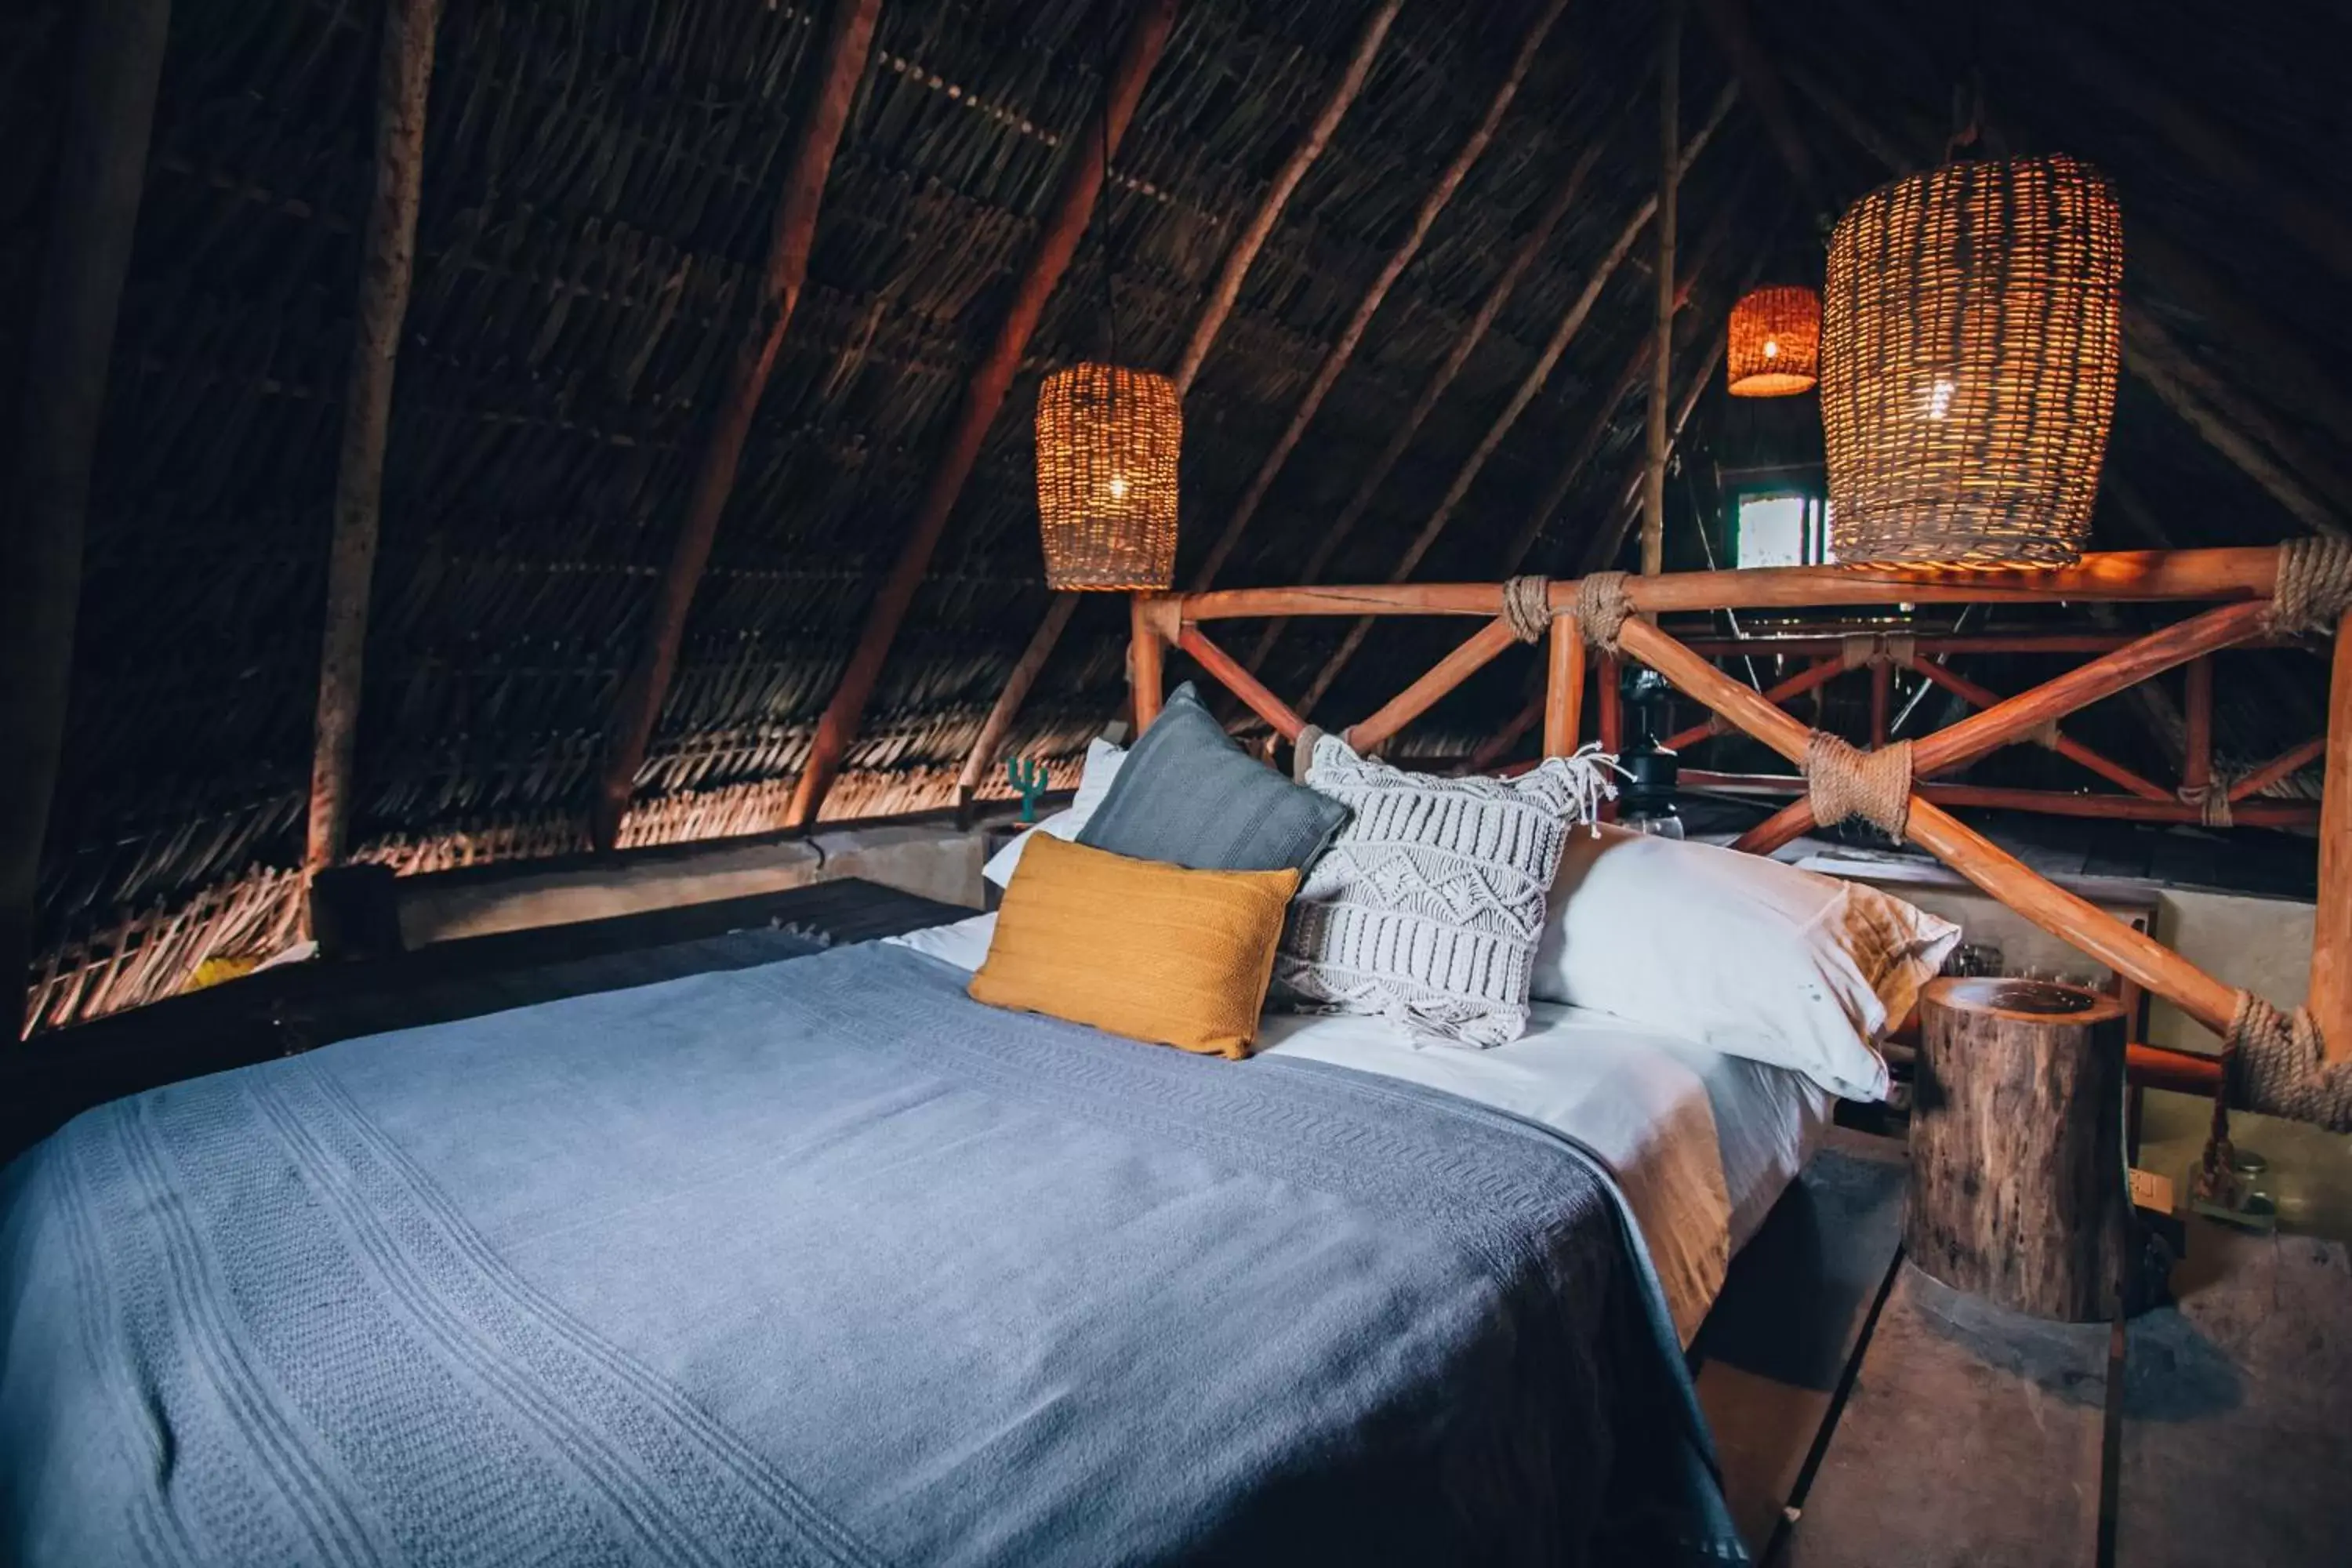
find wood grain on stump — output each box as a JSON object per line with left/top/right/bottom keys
{"left": 1907, "top": 976, "right": 2132, "bottom": 1322}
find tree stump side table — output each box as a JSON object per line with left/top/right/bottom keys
{"left": 1906, "top": 976, "right": 2132, "bottom": 1322}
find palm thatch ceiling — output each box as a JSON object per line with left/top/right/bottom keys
{"left": 2, "top": 0, "right": 2347, "bottom": 1029}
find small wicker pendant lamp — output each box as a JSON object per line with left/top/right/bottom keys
{"left": 1035, "top": 11, "right": 1180, "bottom": 591}
{"left": 1726, "top": 285, "right": 1820, "bottom": 397}
{"left": 1820, "top": 153, "right": 2122, "bottom": 569}
{"left": 1036, "top": 363, "right": 1181, "bottom": 589}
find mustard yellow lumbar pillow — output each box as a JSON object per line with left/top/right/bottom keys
{"left": 968, "top": 833, "right": 1300, "bottom": 1058}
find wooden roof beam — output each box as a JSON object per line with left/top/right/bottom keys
{"left": 1690, "top": 0, "right": 1830, "bottom": 220}
{"left": 304, "top": 0, "right": 443, "bottom": 879}
{"left": 786, "top": 0, "right": 1178, "bottom": 829}
{"left": 1638, "top": 0, "right": 1682, "bottom": 578}
{"left": 3, "top": 0, "right": 171, "bottom": 1030}
{"left": 951, "top": 0, "right": 1400, "bottom": 812}
{"left": 1184, "top": 0, "right": 1574, "bottom": 596}
{"left": 590, "top": 0, "right": 882, "bottom": 851}
{"left": 1290, "top": 172, "right": 1747, "bottom": 717}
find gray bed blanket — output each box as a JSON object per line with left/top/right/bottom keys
{"left": 1, "top": 940, "right": 1744, "bottom": 1566}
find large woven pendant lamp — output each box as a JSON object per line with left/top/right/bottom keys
{"left": 1727, "top": 285, "right": 1820, "bottom": 397}
{"left": 1036, "top": 5, "right": 1180, "bottom": 591}
{"left": 1820, "top": 153, "right": 2122, "bottom": 568}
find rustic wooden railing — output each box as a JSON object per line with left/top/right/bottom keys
{"left": 1129, "top": 546, "right": 2352, "bottom": 1127}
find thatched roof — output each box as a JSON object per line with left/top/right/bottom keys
{"left": 5, "top": 0, "right": 2348, "bottom": 1029}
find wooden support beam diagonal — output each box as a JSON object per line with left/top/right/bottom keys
{"left": 1906, "top": 658, "right": 2174, "bottom": 801}
{"left": 1731, "top": 599, "right": 2274, "bottom": 854}
{"left": 2229, "top": 735, "right": 2325, "bottom": 804}
{"left": 4, "top": 0, "right": 172, "bottom": 1029}
{"left": 787, "top": 0, "right": 1178, "bottom": 829}
{"left": 1176, "top": 625, "right": 1305, "bottom": 741}
{"left": 1344, "top": 616, "right": 1521, "bottom": 753}
{"left": 1618, "top": 616, "right": 2247, "bottom": 1038}
{"left": 1661, "top": 657, "right": 1839, "bottom": 751}
{"left": 306, "top": 0, "right": 443, "bottom": 877}
{"left": 1185, "top": 0, "right": 1572, "bottom": 595}
{"left": 591, "top": 0, "right": 880, "bottom": 850}
{"left": 953, "top": 0, "right": 1396, "bottom": 811}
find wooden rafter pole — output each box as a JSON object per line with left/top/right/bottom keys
{"left": 1639, "top": 0, "right": 1681, "bottom": 578}
{"left": 2, "top": 0, "right": 171, "bottom": 1028}
{"left": 1185, "top": 0, "right": 1573, "bottom": 595}
{"left": 2024, "top": 7, "right": 2352, "bottom": 285}
{"left": 786, "top": 0, "right": 1178, "bottom": 829}
{"left": 1293, "top": 164, "right": 1745, "bottom": 717}
{"left": 1572, "top": 320, "right": 1730, "bottom": 575}
{"left": 1258, "top": 82, "right": 1739, "bottom": 681}
{"left": 1690, "top": 0, "right": 1828, "bottom": 217}
{"left": 591, "top": 0, "right": 881, "bottom": 851}
{"left": 950, "top": 0, "right": 1398, "bottom": 811}
{"left": 304, "top": 0, "right": 443, "bottom": 877}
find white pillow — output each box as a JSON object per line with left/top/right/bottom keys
{"left": 1274, "top": 736, "right": 1616, "bottom": 1047}
{"left": 884, "top": 912, "right": 996, "bottom": 971}
{"left": 981, "top": 738, "right": 1127, "bottom": 887}
{"left": 1530, "top": 826, "right": 1959, "bottom": 1101}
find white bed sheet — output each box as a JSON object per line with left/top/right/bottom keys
{"left": 884, "top": 913, "right": 1833, "bottom": 1342}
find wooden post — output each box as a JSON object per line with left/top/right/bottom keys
{"left": 951, "top": 0, "right": 1396, "bottom": 807}
{"left": 1598, "top": 653, "right": 1622, "bottom": 820}
{"left": 1869, "top": 659, "right": 1892, "bottom": 748}
{"left": 1908, "top": 978, "right": 2132, "bottom": 1323}
{"left": 1185, "top": 0, "right": 1572, "bottom": 593}
{"left": 2183, "top": 653, "right": 2214, "bottom": 800}
{"left": 1640, "top": 0, "right": 1681, "bottom": 578}
{"left": 2, "top": 0, "right": 170, "bottom": 1029}
{"left": 1131, "top": 595, "right": 1165, "bottom": 732}
{"left": 2312, "top": 612, "right": 2352, "bottom": 1063}
{"left": 1544, "top": 615, "right": 1584, "bottom": 757}
{"left": 786, "top": 0, "right": 1178, "bottom": 828}
{"left": 305, "top": 0, "right": 443, "bottom": 877}
{"left": 590, "top": 0, "right": 880, "bottom": 850}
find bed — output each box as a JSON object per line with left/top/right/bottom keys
{"left": 0, "top": 926, "right": 1804, "bottom": 1566}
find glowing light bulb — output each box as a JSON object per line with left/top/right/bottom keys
{"left": 1762, "top": 337, "right": 1780, "bottom": 360}
{"left": 1106, "top": 474, "right": 1130, "bottom": 500}
{"left": 1926, "top": 377, "right": 1956, "bottom": 420}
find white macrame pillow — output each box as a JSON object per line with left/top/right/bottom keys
{"left": 1274, "top": 736, "right": 1616, "bottom": 1047}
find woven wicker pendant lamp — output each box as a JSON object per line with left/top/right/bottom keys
{"left": 1035, "top": 3, "right": 1180, "bottom": 591}
{"left": 1037, "top": 362, "right": 1181, "bottom": 589}
{"left": 1820, "top": 153, "right": 2122, "bottom": 569}
{"left": 1727, "top": 285, "right": 1820, "bottom": 397}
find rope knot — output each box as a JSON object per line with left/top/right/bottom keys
{"left": 2267, "top": 535, "right": 2352, "bottom": 636}
{"left": 2214, "top": 992, "right": 2352, "bottom": 1136}
{"left": 1571, "top": 572, "right": 1633, "bottom": 653}
{"left": 1804, "top": 731, "right": 1914, "bottom": 837}
{"left": 2178, "top": 781, "right": 2234, "bottom": 829}
{"left": 1500, "top": 575, "right": 1552, "bottom": 644}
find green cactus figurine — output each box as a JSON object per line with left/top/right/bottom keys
{"left": 1006, "top": 757, "right": 1050, "bottom": 822}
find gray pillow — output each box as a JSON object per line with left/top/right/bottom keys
{"left": 1077, "top": 683, "right": 1349, "bottom": 872}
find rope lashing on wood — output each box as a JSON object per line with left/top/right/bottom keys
{"left": 2266, "top": 535, "right": 2352, "bottom": 634}
{"left": 1292, "top": 724, "right": 1325, "bottom": 782}
{"left": 1500, "top": 575, "right": 1552, "bottom": 643}
{"left": 1839, "top": 632, "right": 1917, "bottom": 670}
{"left": 1570, "top": 572, "right": 1633, "bottom": 652}
{"left": 1804, "top": 731, "right": 1915, "bottom": 837}
{"left": 2029, "top": 719, "right": 2065, "bottom": 750}
{"left": 2178, "top": 780, "right": 2234, "bottom": 828}
{"left": 2199, "top": 993, "right": 2352, "bottom": 1193}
